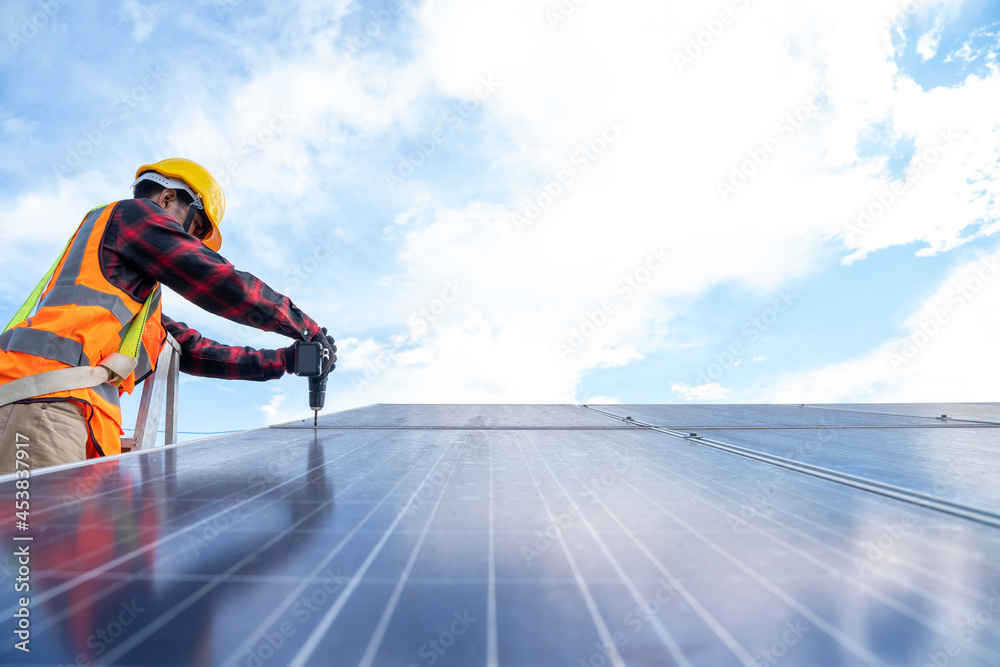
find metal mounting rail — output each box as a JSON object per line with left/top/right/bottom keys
{"left": 121, "top": 332, "right": 181, "bottom": 453}
{"left": 579, "top": 404, "right": 1000, "bottom": 530}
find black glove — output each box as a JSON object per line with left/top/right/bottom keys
{"left": 281, "top": 343, "right": 298, "bottom": 373}
{"left": 312, "top": 327, "right": 337, "bottom": 375}
{"left": 281, "top": 329, "right": 337, "bottom": 375}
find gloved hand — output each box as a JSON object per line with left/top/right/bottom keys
{"left": 281, "top": 328, "right": 337, "bottom": 375}
{"left": 312, "top": 327, "right": 337, "bottom": 375}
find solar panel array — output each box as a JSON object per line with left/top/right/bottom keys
{"left": 1, "top": 403, "right": 1000, "bottom": 666}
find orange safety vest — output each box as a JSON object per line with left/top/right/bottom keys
{"left": 0, "top": 202, "right": 166, "bottom": 457}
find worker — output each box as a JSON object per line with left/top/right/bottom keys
{"left": 0, "top": 158, "right": 337, "bottom": 473}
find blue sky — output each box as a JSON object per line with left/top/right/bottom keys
{"left": 0, "top": 0, "right": 998, "bottom": 439}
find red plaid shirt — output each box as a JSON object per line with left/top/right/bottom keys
{"left": 101, "top": 198, "right": 321, "bottom": 380}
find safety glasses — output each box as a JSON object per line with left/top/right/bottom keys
{"left": 188, "top": 195, "right": 211, "bottom": 240}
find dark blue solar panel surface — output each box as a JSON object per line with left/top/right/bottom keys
{"left": 1, "top": 404, "right": 999, "bottom": 666}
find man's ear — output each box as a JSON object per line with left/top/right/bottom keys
{"left": 160, "top": 188, "right": 177, "bottom": 206}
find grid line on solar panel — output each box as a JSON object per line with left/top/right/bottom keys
{"left": 606, "top": 429, "right": 1000, "bottom": 602}
{"left": 487, "top": 430, "right": 499, "bottom": 667}
{"left": 584, "top": 403, "right": 1000, "bottom": 429}
{"left": 535, "top": 432, "right": 759, "bottom": 663}
{"left": 354, "top": 438, "right": 470, "bottom": 666}
{"left": 213, "top": 437, "right": 449, "bottom": 667}
{"left": 805, "top": 403, "right": 1000, "bottom": 425}
{"left": 0, "top": 430, "right": 395, "bottom": 648}
{"left": 580, "top": 404, "right": 1000, "bottom": 530}
{"left": 1, "top": 428, "right": 392, "bottom": 577}
{"left": 595, "top": 431, "right": 1000, "bottom": 659}
{"left": 568, "top": 431, "right": 886, "bottom": 665}
{"left": 511, "top": 431, "right": 631, "bottom": 667}
{"left": 0, "top": 430, "right": 402, "bottom": 655}
{"left": 95, "top": 433, "right": 441, "bottom": 666}
{"left": 285, "top": 437, "right": 460, "bottom": 667}
{"left": 8, "top": 429, "right": 320, "bottom": 520}
{"left": 661, "top": 429, "right": 1000, "bottom": 529}
{"left": 686, "top": 426, "right": 1000, "bottom": 518}
{"left": 521, "top": 429, "right": 739, "bottom": 666}
{"left": 5, "top": 404, "right": 1000, "bottom": 666}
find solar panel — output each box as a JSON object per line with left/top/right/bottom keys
{"left": 1, "top": 404, "right": 999, "bottom": 666}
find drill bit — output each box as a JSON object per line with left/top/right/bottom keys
{"left": 314, "top": 409, "right": 318, "bottom": 427}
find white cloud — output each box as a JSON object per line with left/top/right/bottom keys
{"left": 672, "top": 383, "right": 733, "bottom": 402}
{"left": 583, "top": 396, "right": 622, "bottom": 405}
{"left": 119, "top": 1, "right": 157, "bottom": 43}
{"left": 598, "top": 346, "right": 644, "bottom": 369}
{"left": 3, "top": 0, "right": 998, "bottom": 421}
{"left": 259, "top": 389, "right": 288, "bottom": 424}
{"left": 219, "top": 0, "right": 999, "bottom": 405}
{"left": 770, "top": 246, "right": 1000, "bottom": 403}
{"left": 916, "top": 26, "right": 943, "bottom": 61}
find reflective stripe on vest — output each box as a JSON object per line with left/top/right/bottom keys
{"left": 0, "top": 201, "right": 167, "bottom": 456}
{"left": 40, "top": 285, "right": 135, "bottom": 327}
{"left": 0, "top": 328, "right": 90, "bottom": 367}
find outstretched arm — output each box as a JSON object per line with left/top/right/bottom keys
{"left": 111, "top": 199, "right": 322, "bottom": 342}
{"left": 162, "top": 315, "right": 294, "bottom": 381}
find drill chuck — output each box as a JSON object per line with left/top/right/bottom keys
{"left": 308, "top": 375, "right": 327, "bottom": 411}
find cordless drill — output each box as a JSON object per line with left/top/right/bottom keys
{"left": 308, "top": 374, "right": 327, "bottom": 426}
{"left": 293, "top": 340, "right": 329, "bottom": 426}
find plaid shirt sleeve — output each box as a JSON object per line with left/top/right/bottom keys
{"left": 161, "top": 315, "right": 289, "bottom": 381}
{"left": 102, "top": 198, "right": 323, "bottom": 379}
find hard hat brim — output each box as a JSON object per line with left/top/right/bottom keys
{"left": 202, "top": 225, "right": 222, "bottom": 252}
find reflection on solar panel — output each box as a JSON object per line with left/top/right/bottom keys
{"left": 2, "top": 403, "right": 1000, "bottom": 666}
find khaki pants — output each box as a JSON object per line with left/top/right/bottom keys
{"left": 0, "top": 401, "right": 89, "bottom": 474}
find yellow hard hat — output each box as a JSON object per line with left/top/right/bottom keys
{"left": 133, "top": 158, "right": 225, "bottom": 252}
